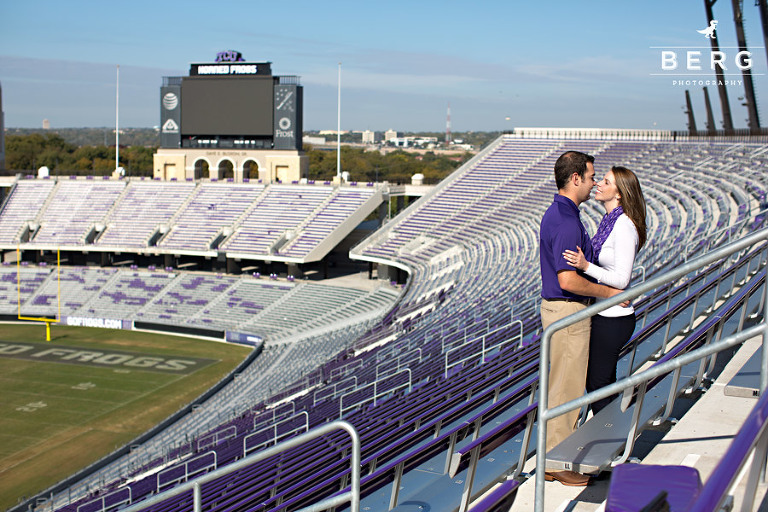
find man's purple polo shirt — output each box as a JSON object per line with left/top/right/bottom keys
{"left": 539, "top": 194, "right": 594, "bottom": 301}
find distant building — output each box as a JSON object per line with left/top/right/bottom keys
{"left": 414, "top": 136, "right": 438, "bottom": 146}
{"left": 42, "top": 119, "right": 51, "bottom": 130}
{"left": 303, "top": 136, "right": 327, "bottom": 146}
{"left": 362, "top": 130, "right": 375, "bottom": 144}
{"left": 387, "top": 136, "right": 438, "bottom": 148}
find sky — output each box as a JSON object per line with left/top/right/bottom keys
{"left": 0, "top": 0, "right": 766, "bottom": 132}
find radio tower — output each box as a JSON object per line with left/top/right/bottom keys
{"left": 445, "top": 103, "right": 452, "bottom": 145}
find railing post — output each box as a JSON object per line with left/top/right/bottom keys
{"left": 633, "top": 264, "right": 646, "bottom": 283}
{"left": 762, "top": 265, "right": 768, "bottom": 395}
{"left": 515, "top": 385, "right": 538, "bottom": 479}
{"left": 193, "top": 482, "right": 201, "bottom": 512}
{"left": 740, "top": 433, "right": 768, "bottom": 512}
{"left": 535, "top": 227, "right": 768, "bottom": 512}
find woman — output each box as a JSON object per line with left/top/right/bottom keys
{"left": 563, "top": 166, "right": 647, "bottom": 414}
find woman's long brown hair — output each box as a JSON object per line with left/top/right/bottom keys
{"left": 612, "top": 166, "right": 647, "bottom": 250}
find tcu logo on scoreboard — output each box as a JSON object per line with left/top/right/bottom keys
{"left": 215, "top": 50, "right": 245, "bottom": 63}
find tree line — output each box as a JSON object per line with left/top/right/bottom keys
{"left": 4, "top": 133, "right": 154, "bottom": 176}
{"left": 307, "top": 146, "right": 473, "bottom": 184}
{"left": 3, "top": 132, "right": 477, "bottom": 183}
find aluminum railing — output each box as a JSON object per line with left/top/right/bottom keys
{"left": 117, "top": 420, "right": 360, "bottom": 512}
{"left": 688, "top": 388, "right": 768, "bottom": 512}
{"left": 534, "top": 226, "right": 768, "bottom": 512}
{"left": 339, "top": 368, "right": 412, "bottom": 418}
{"left": 444, "top": 320, "right": 523, "bottom": 378}
{"left": 684, "top": 207, "right": 768, "bottom": 263}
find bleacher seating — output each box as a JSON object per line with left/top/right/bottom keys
{"left": 0, "top": 266, "right": 397, "bottom": 345}
{"left": 0, "top": 180, "right": 383, "bottom": 263}
{"left": 96, "top": 181, "right": 197, "bottom": 248}
{"left": 31, "top": 180, "right": 126, "bottom": 245}
{"left": 0, "top": 179, "right": 56, "bottom": 244}
{"left": 279, "top": 188, "right": 377, "bottom": 258}
{"left": 221, "top": 185, "right": 333, "bottom": 253}
{"left": 158, "top": 182, "right": 264, "bottom": 251}
{"left": 6, "top": 136, "right": 767, "bottom": 512}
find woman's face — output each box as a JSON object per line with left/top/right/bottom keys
{"left": 595, "top": 170, "right": 619, "bottom": 204}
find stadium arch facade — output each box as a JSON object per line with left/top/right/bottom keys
{"left": 154, "top": 147, "right": 308, "bottom": 182}
{"left": 152, "top": 54, "right": 308, "bottom": 183}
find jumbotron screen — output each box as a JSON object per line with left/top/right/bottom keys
{"left": 181, "top": 76, "right": 274, "bottom": 136}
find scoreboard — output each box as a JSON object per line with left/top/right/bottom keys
{"left": 160, "top": 53, "right": 302, "bottom": 151}
{"left": 181, "top": 77, "right": 274, "bottom": 137}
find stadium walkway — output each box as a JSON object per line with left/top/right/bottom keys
{"left": 498, "top": 335, "right": 767, "bottom": 512}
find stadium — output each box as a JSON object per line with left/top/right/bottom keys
{"left": 2, "top": 13, "right": 768, "bottom": 512}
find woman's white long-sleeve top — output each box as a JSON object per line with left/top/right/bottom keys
{"left": 584, "top": 214, "right": 638, "bottom": 317}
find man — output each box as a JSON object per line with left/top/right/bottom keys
{"left": 539, "top": 151, "right": 623, "bottom": 486}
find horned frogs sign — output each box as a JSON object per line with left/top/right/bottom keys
{"left": 0, "top": 342, "right": 215, "bottom": 374}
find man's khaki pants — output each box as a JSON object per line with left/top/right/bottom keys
{"left": 540, "top": 299, "right": 591, "bottom": 453}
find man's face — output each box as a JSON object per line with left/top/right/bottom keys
{"left": 574, "top": 162, "right": 596, "bottom": 204}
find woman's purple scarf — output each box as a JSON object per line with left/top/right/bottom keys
{"left": 591, "top": 206, "right": 624, "bottom": 261}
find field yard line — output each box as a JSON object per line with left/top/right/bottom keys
{"left": 5, "top": 388, "right": 126, "bottom": 406}
{"left": 68, "top": 373, "right": 188, "bottom": 426}
{"left": 0, "top": 426, "right": 93, "bottom": 474}
{"left": 0, "top": 373, "right": 188, "bottom": 475}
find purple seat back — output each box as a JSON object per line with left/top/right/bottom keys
{"left": 606, "top": 464, "right": 702, "bottom": 512}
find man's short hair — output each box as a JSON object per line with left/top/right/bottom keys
{"left": 554, "top": 151, "right": 595, "bottom": 190}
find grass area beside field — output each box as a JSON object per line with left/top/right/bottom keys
{"left": 0, "top": 323, "right": 252, "bottom": 511}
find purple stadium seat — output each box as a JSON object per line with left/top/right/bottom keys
{"left": 606, "top": 464, "right": 702, "bottom": 512}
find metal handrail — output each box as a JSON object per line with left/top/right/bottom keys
{"left": 688, "top": 389, "right": 768, "bottom": 512}
{"left": 313, "top": 375, "right": 357, "bottom": 405}
{"left": 197, "top": 425, "right": 236, "bottom": 451}
{"left": 339, "top": 368, "right": 412, "bottom": 418}
{"left": 632, "top": 264, "right": 646, "bottom": 283}
{"left": 157, "top": 451, "right": 216, "bottom": 493}
{"left": 244, "top": 411, "right": 309, "bottom": 456}
{"left": 376, "top": 347, "right": 422, "bottom": 379}
{"left": 441, "top": 318, "right": 490, "bottom": 353}
{"left": 117, "top": 420, "right": 360, "bottom": 512}
{"left": 684, "top": 206, "right": 768, "bottom": 262}
{"left": 78, "top": 487, "right": 131, "bottom": 512}
{"left": 534, "top": 226, "right": 768, "bottom": 512}
{"left": 444, "top": 320, "right": 523, "bottom": 378}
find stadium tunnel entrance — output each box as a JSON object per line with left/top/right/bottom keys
{"left": 193, "top": 158, "right": 209, "bottom": 180}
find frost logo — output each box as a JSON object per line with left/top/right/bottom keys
{"left": 697, "top": 20, "right": 718, "bottom": 39}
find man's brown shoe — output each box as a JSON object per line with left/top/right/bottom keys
{"left": 544, "top": 470, "right": 590, "bottom": 486}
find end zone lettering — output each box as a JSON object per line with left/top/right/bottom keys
{"left": 0, "top": 342, "right": 215, "bottom": 374}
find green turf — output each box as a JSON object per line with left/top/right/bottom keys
{"left": 0, "top": 323, "right": 252, "bottom": 510}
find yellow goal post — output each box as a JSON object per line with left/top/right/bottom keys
{"left": 16, "top": 246, "right": 61, "bottom": 342}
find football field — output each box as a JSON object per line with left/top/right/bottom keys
{"left": 0, "top": 323, "right": 252, "bottom": 510}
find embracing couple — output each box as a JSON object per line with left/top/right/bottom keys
{"left": 539, "top": 150, "right": 647, "bottom": 486}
